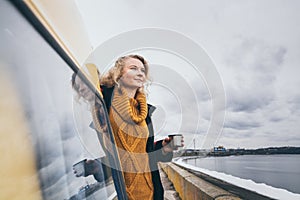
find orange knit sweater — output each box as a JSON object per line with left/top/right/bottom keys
{"left": 109, "top": 87, "right": 153, "bottom": 200}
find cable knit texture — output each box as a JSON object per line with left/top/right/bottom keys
{"left": 109, "top": 87, "right": 153, "bottom": 200}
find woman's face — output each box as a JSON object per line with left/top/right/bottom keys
{"left": 119, "top": 57, "right": 146, "bottom": 90}
{"left": 74, "top": 76, "right": 95, "bottom": 102}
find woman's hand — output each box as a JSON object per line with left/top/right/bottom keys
{"left": 162, "top": 135, "right": 185, "bottom": 154}
{"left": 162, "top": 137, "right": 174, "bottom": 154}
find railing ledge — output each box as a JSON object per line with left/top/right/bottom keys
{"left": 159, "top": 162, "right": 241, "bottom": 200}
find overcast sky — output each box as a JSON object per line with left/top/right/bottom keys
{"left": 2, "top": 1, "right": 300, "bottom": 199}
{"left": 76, "top": 0, "right": 300, "bottom": 149}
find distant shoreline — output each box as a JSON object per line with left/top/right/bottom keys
{"left": 208, "top": 146, "right": 300, "bottom": 157}
{"left": 178, "top": 146, "right": 300, "bottom": 157}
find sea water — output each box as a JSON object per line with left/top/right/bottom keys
{"left": 176, "top": 154, "right": 300, "bottom": 200}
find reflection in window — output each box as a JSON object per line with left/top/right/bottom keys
{"left": 0, "top": 1, "right": 115, "bottom": 199}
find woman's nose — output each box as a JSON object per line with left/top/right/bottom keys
{"left": 137, "top": 73, "right": 142, "bottom": 77}
{"left": 137, "top": 69, "right": 144, "bottom": 77}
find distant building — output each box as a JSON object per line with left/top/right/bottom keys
{"left": 213, "top": 146, "right": 226, "bottom": 152}
{"left": 209, "top": 146, "right": 229, "bottom": 156}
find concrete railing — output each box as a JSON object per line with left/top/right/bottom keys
{"left": 159, "top": 162, "right": 241, "bottom": 200}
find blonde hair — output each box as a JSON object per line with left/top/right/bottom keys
{"left": 100, "top": 54, "right": 151, "bottom": 93}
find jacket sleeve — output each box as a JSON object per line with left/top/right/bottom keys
{"left": 146, "top": 104, "right": 173, "bottom": 164}
{"left": 154, "top": 140, "right": 173, "bottom": 162}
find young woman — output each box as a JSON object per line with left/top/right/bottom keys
{"left": 72, "top": 54, "right": 175, "bottom": 200}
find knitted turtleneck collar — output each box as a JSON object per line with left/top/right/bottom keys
{"left": 112, "top": 86, "right": 148, "bottom": 124}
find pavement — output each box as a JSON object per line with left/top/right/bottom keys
{"left": 159, "top": 164, "right": 181, "bottom": 200}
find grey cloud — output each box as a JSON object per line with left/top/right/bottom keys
{"left": 224, "top": 119, "right": 261, "bottom": 130}
{"left": 272, "top": 47, "right": 286, "bottom": 67}
{"left": 60, "top": 116, "right": 78, "bottom": 140}
{"left": 34, "top": 121, "right": 76, "bottom": 169}
{"left": 269, "top": 116, "right": 285, "bottom": 122}
{"left": 274, "top": 135, "right": 300, "bottom": 143}
{"left": 149, "top": 64, "right": 203, "bottom": 136}
{"left": 39, "top": 158, "right": 67, "bottom": 189}
{"left": 227, "top": 99, "right": 260, "bottom": 112}
{"left": 222, "top": 130, "right": 254, "bottom": 139}
{"left": 262, "top": 101, "right": 291, "bottom": 123}
{"left": 288, "top": 95, "right": 300, "bottom": 115}
{"left": 41, "top": 172, "right": 80, "bottom": 200}
{"left": 227, "top": 90, "right": 275, "bottom": 112}
{"left": 259, "top": 131, "right": 300, "bottom": 144}
{"left": 230, "top": 37, "right": 286, "bottom": 72}
{"left": 36, "top": 131, "right": 84, "bottom": 198}
{"left": 224, "top": 37, "right": 287, "bottom": 112}
{"left": 190, "top": 78, "right": 211, "bottom": 102}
